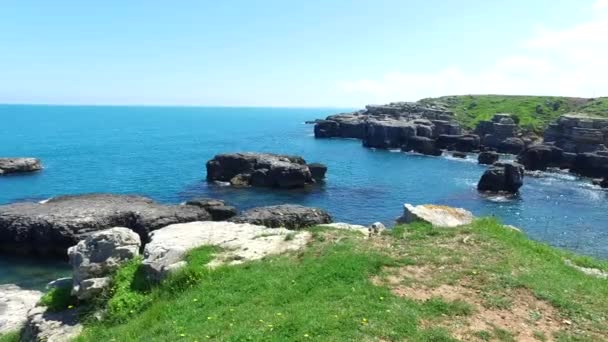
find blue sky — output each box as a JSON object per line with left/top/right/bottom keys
{"left": 0, "top": 0, "right": 606, "bottom": 106}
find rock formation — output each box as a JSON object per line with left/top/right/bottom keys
{"left": 229, "top": 204, "right": 332, "bottom": 229}
{"left": 183, "top": 198, "right": 237, "bottom": 221}
{"left": 0, "top": 158, "right": 42, "bottom": 175}
{"left": 396, "top": 204, "right": 474, "bottom": 227}
{"left": 68, "top": 227, "right": 141, "bottom": 300}
{"left": 544, "top": 114, "right": 608, "bottom": 153}
{"left": 21, "top": 306, "right": 82, "bottom": 342}
{"left": 477, "top": 162, "right": 525, "bottom": 194}
{"left": 0, "top": 285, "right": 42, "bottom": 334}
{"left": 478, "top": 151, "right": 499, "bottom": 165}
{"left": 142, "top": 221, "right": 311, "bottom": 281}
{"left": 0, "top": 194, "right": 211, "bottom": 257}
{"left": 475, "top": 114, "right": 526, "bottom": 154}
{"left": 206, "top": 153, "right": 325, "bottom": 188}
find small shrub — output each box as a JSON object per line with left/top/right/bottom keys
{"left": 40, "top": 286, "right": 77, "bottom": 312}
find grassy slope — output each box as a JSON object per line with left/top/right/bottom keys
{"left": 418, "top": 95, "right": 608, "bottom": 131}
{"left": 44, "top": 218, "right": 607, "bottom": 342}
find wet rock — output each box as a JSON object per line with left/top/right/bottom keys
{"left": 436, "top": 134, "right": 480, "bottom": 152}
{"left": 452, "top": 152, "right": 467, "bottom": 159}
{"left": 206, "top": 152, "right": 321, "bottom": 188}
{"left": 184, "top": 199, "right": 237, "bottom": 221}
{"left": 478, "top": 151, "right": 499, "bottom": 165}
{"left": 0, "top": 194, "right": 210, "bottom": 257}
{"left": 0, "top": 285, "right": 42, "bottom": 334}
{"left": 142, "top": 221, "right": 311, "bottom": 281}
{"left": 477, "top": 162, "right": 525, "bottom": 194}
{"left": 362, "top": 118, "right": 416, "bottom": 148}
{"left": 0, "top": 158, "right": 42, "bottom": 175}
{"left": 517, "top": 144, "right": 564, "bottom": 171}
{"left": 68, "top": 227, "right": 141, "bottom": 300}
{"left": 571, "top": 152, "right": 608, "bottom": 178}
{"left": 396, "top": 203, "right": 474, "bottom": 228}
{"left": 230, "top": 204, "right": 332, "bottom": 229}
{"left": 402, "top": 136, "right": 442, "bottom": 156}
{"left": 308, "top": 163, "right": 327, "bottom": 180}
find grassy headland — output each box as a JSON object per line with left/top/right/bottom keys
{"left": 14, "top": 218, "right": 603, "bottom": 341}
{"left": 418, "top": 95, "right": 608, "bottom": 132}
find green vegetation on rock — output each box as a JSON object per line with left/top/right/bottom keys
{"left": 419, "top": 95, "right": 608, "bottom": 131}
{"left": 66, "top": 218, "right": 608, "bottom": 341}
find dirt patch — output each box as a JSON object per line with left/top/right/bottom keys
{"left": 376, "top": 267, "right": 566, "bottom": 341}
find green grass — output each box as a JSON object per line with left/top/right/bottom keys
{"left": 0, "top": 331, "right": 19, "bottom": 342}
{"left": 418, "top": 95, "right": 608, "bottom": 132}
{"left": 54, "top": 218, "right": 608, "bottom": 341}
{"left": 40, "top": 286, "right": 77, "bottom": 312}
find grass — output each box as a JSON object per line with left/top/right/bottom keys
{"left": 28, "top": 217, "right": 607, "bottom": 341}
{"left": 418, "top": 95, "right": 608, "bottom": 132}
{"left": 0, "top": 332, "right": 19, "bottom": 342}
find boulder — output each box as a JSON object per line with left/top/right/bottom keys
{"left": 452, "top": 152, "right": 467, "bottom": 159}
{"left": 142, "top": 221, "right": 311, "bottom": 281}
{"left": 570, "top": 152, "right": 608, "bottom": 178}
{"left": 230, "top": 204, "right": 332, "bottom": 229}
{"left": 436, "top": 134, "right": 480, "bottom": 152}
{"left": 0, "top": 284, "right": 42, "bottom": 334}
{"left": 0, "top": 158, "right": 42, "bottom": 175}
{"left": 0, "top": 194, "right": 211, "bottom": 257}
{"left": 402, "top": 136, "right": 442, "bottom": 156}
{"left": 478, "top": 151, "right": 499, "bottom": 165}
{"left": 517, "top": 144, "right": 563, "bottom": 171}
{"left": 20, "top": 306, "right": 82, "bottom": 342}
{"left": 68, "top": 227, "right": 141, "bottom": 300}
{"left": 206, "top": 152, "right": 320, "bottom": 188}
{"left": 184, "top": 198, "right": 237, "bottom": 221}
{"left": 307, "top": 163, "right": 328, "bottom": 180}
{"left": 396, "top": 204, "right": 474, "bottom": 228}
{"left": 497, "top": 137, "right": 525, "bottom": 154}
{"left": 477, "top": 162, "right": 525, "bottom": 194}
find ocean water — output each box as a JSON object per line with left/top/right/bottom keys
{"left": 1, "top": 105, "right": 608, "bottom": 288}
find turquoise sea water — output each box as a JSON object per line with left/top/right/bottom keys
{"left": 1, "top": 105, "right": 608, "bottom": 288}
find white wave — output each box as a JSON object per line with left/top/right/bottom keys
{"left": 38, "top": 198, "right": 51, "bottom": 204}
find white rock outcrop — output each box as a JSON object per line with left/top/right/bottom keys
{"left": 21, "top": 306, "right": 82, "bottom": 342}
{"left": 142, "top": 221, "right": 311, "bottom": 281}
{"left": 0, "top": 284, "right": 42, "bottom": 334}
{"left": 67, "top": 227, "right": 141, "bottom": 300}
{"left": 397, "top": 203, "right": 474, "bottom": 228}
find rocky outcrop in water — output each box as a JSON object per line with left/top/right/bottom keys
{"left": 544, "top": 114, "right": 608, "bottom": 153}
{"left": 230, "top": 204, "right": 332, "bottom": 229}
{"left": 478, "top": 151, "right": 499, "bottom": 165}
{"left": 517, "top": 144, "right": 565, "bottom": 171}
{"left": 477, "top": 162, "right": 525, "bottom": 194}
{"left": 206, "top": 153, "right": 325, "bottom": 188}
{"left": 142, "top": 221, "right": 311, "bottom": 281}
{"left": 396, "top": 203, "right": 474, "bottom": 227}
{"left": 68, "top": 227, "right": 141, "bottom": 300}
{"left": 0, "top": 194, "right": 211, "bottom": 257}
{"left": 475, "top": 114, "right": 527, "bottom": 154}
{"left": 0, "top": 158, "right": 42, "bottom": 175}
{"left": 0, "top": 285, "right": 42, "bottom": 335}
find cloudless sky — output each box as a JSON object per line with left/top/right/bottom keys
{"left": 0, "top": 0, "right": 603, "bottom": 106}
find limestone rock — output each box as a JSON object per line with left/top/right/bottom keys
{"left": 477, "top": 162, "right": 525, "bottom": 194}
{"left": 0, "top": 158, "right": 42, "bottom": 175}
{"left": 402, "top": 136, "right": 442, "bottom": 156}
{"left": 478, "top": 151, "right": 499, "bottom": 165}
{"left": 396, "top": 204, "right": 474, "bottom": 228}
{"left": 319, "top": 222, "right": 368, "bottom": 236}
{"left": 142, "top": 221, "right": 311, "bottom": 281}
{"left": 0, "top": 285, "right": 42, "bottom": 334}
{"left": 68, "top": 227, "right": 141, "bottom": 300}
{"left": 229, "top": 204, "right": 332, "bottom": 229}
{"left": 184, "top": 198, "right": 237, "bottom": 221}
{"left": 517, "top": 144, "right": 564, "bottom": 171}
{"left": 307, "top": 163, "right": 327, "bottom": 180}
{"left": 0, "top": 194, "right": 210, "bottom": 257}
{"left": 21, "top": 306, "right": 82, "bottom": 342}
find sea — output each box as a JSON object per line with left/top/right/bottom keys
{"left": 1, "top": 104, "right": 607, "bottom": 289}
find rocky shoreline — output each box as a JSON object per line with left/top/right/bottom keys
{"left": 0, "top": 158, "right": 42, "bottom": 175}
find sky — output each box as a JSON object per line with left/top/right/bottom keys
{"left": 0, "top": 0, "right": 606, "bottom": 107}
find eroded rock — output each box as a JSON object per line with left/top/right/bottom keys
{"left": 0, "top": 285, "right": 42, "bottom": 334}
{"left": 229, "top": 204, "right": 332, "bottom": 229}
{"left": 477, "top": 162, "right": 524, "bottom": 194}
{"left": 396, "top": 204, "right": 474, "bottom": 228}
{"left": 0, "top": 158, "right": 42, "bottom": 175}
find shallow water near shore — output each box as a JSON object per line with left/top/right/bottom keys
{"left": 1, "top": 105, "right": 608, "bottom": 288}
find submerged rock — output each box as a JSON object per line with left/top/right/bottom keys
{"left": 0, "top": 194, "right": 211, "bottom": 257}
{"left": 230, "top": 204, "right": 332, "bottom": 229}
{"left": 478, "top": 151, "right": 499, "bottom": 165}
{"left": 142, "top": 221, "right": 311, "bottom": 281}
{"left": 0, "top": 284, "right": 42, "bottom": 334}
{"left": 477, "top": 162, "right": 525, "bottom": 194}
{"left": 68, "top": 227, "right": 141, "bottom": 300}
{"left": 206, "top": 152, "right": 324, "bottom": 188}
{"left": 396, "top": 203, "right": 474, "bottom": 228}
{"left": 0, "top": 158, "right": 42, "bottom": 175}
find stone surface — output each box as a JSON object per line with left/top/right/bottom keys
{"left": 477, "top": 162, "right": 525, "bottom": 194}
{"left": 544, "top": 114, "right": 608, "bottom": 153}
{"left": 478, "top": 151, "right": 499, "bottom": 165}
{"left": 230, "top": 204, "right": 332, "bottom": 229}
{"left": 183, "top": 198, "right": 237, "bottom": 221}
{"left": 570, "top": 152, "right": 608, "bottom": 178}
{"left": 436, "top": 134, "right": 480, "bottom": 152}
{"left": 21, "top": 306, "right": 82, "bottom": 342}
{"left": 402, "top": 136, "right": 442, "bottom": 156}
{"left": 0, "top": 194, "right": 210, "bottom": 257}
{"left": 68, "top": 227, "right": 141, "bottom": 300}
{"left": 396, "top": 204, "right": 474, "bottom": 228}
{"left": 319, "top": 222, "right": 369, "bottom": 236}
{"left": 517, "top": 144, "right": 564, "bottom": 171}
{"left": 206, "top": 152, "right": 322, "bottom": 188}
{"left": 142, "top": 221, "right": 311, "bottom": 281}
{"left": 307, "top": 163, "right": 328, "bottom": 180}
{"left": 0, "top": 284, "right": 42, "bottom": 334}
{"left": 0, "top": 158, "right": 42, "bottom": 175}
